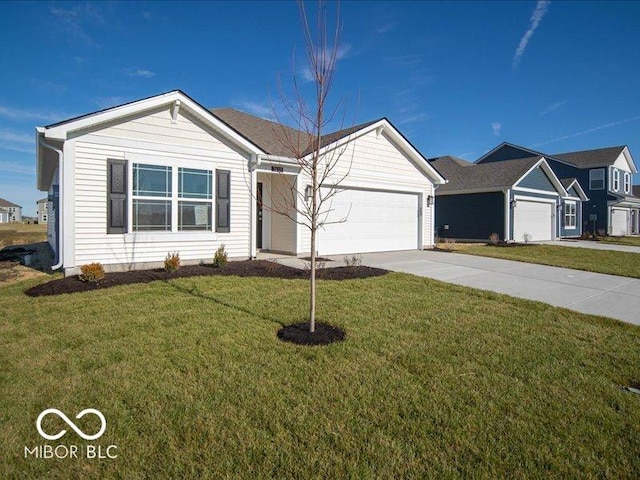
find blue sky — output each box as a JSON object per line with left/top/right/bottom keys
{"left": 1, "top": 1, "right": 639, "bottom": 215}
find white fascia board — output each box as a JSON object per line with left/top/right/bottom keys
{"left": 622, "top": 146, "right": 638, "bottom": 173}
{"left": 304, "top": 119, "right": 447, "bottom": 185}
{"left": 42, "top": 91, "right": 264, "bottom": 156}
{"left": 563, "top": 179, "right": 589, "bottom": 201}
{"left": 513, "top": 158, "right": 568, "bottom": 197}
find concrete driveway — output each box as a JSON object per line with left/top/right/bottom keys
{"left": 349, "top": 250, "right": 640, "bottom": 326}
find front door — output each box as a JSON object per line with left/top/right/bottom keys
{"left": 256, "top": 182, "right": 263, "bottom": 249}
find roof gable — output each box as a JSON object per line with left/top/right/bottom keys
{"left": 0, "top": 198, "right": 21, "bottom": 208}
{"left": 475, "top": 143, "right": 543, "bottom": 164}
{"left": 553, "top": 145, "right": 637, "bottom": 171}
{"left": 515, "top": 165, "right": 556, "bottom": 192}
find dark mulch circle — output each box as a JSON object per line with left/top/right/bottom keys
{"left": 277, "top": 321, "right": 346, "bottom": 346}
{"left": 25, "top": 260, "right": 388, "bottom": 297}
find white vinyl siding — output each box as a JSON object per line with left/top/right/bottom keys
{"left": 71, "top": 106, "right": 251, "bottom": 269}
{"left": 269, "top": 174, "right": 296, "bottom": 253}
{"left": 299, "top": 128, "right": 434, "bottom": 253}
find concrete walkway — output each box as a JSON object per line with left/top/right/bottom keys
{"left": 349, "top": 250, "right": 640, "bottom": 326}
{"left": 538, "top": 239, "right": 640, "bottom": 254}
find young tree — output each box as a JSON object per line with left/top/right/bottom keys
{"left": 268, "top": 0, "right": 354, "bottom": 334}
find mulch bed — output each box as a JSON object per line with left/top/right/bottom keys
{"left": 277, "top": 321, "right": 346, "bottom": 346}
{"left": 25, "top": 260, "right": 388, "bottom": 297}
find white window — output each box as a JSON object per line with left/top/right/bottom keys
{"left": 589, "top": 169, "right": 605, "bottom": 190}
{"left": 624, "top": 172, "right": 631, "bottom": 194}
{"left": 564, "top": 202, "right": 576, "bottom": 229}
{"left": 612, "top": 168, "right": 620, "bottom": 191}
{"left": 132, "top": 163, "right": 213, "bottom": 232}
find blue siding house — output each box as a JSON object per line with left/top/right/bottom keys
{"left": 478, "top": 143, "right": 639, "bottom": 236}
{"left": 430, "top": 155, "right": 584, "bottom": 242}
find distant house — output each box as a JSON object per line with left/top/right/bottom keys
{"left": 0, "top": 209, "right": 8, "bottom": 223}
{"left": 0, "top": 198, "right": 22, "bottom": 223}
{"left": 477, "top": 143, "right": 640, "bottom": 236}
{"left": 429, "top": 155, "right": 587, "bottom": 242}
{"left": 37, "top": 198, "right": 48, "bottom": 224}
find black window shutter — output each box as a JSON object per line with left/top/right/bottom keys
{"left": 107, "top": 159, "right": 128, "bottom": 234}
{"left": 216, "top": 170, "right": 230, "bottom": 233}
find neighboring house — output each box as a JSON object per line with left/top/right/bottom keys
{"left": 429, "top": 155, "right": 586, "bottom": 242}
{"left": 37, "top": 198, "right": 48, "bottom": 224}
{"left": 0, "top": 208, "right": 8, "bottom": 223}
{"left": 0, "top": 198, "right": 22, "bottom": 222}
{"left": 36, "top": 90, "right": 446, "bottom": 275}
{"left": 477, "top": 143, "right": 640, "bottom": 236}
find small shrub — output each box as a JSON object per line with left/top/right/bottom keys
{"left": 442, "top": 238, "right": 456, "bottom": 251}
{"left": 522, "top": 232, "right": 532, "bottom": 244}
{"left": 597, "top": 228, "right": 606, "bottom": 237}
{"left": 79, "top": 263, "right": 105, "bottom": 282}
{"left": 164, "top": 252, "right": 181, "bottom": 272}
{"left": 213, "top": 244, "right": 228, "bottom": 268}
{"left": 488, "top": 233, "right": 500, "bottom": 246}
{"left": 343, "top": 253, "right": 363, "bottom": 267}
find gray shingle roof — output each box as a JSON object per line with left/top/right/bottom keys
{"left": 429, "top": 155, "right": 542, "bottom": 193}
{"left": 210, "top": 107, "right": 380, "bottom": 158}
{"left": 560, "top": 178, "right": 577, "bottom": 189}
{"left": 552, "top": 146, "right": 626, "bottom": 168}
{"left": 0, "top": 198, "right": 21, "bottom": 208}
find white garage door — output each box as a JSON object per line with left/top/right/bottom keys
{"left": 611, "top": 208, "right": 629, "bottom": 236}
{"left": 513, "top": 200, "right": 553, "bottom": 242}
{"left": 317, "top": 188, "right": 419, "bottom": 255}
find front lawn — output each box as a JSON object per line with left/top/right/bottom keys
{"left": 600, "top": 236, "right": 640, "bottom": 247}
{"left": 441, "top": 243, "right": 640, "bottom": 278}
{"left": 0, "top": 223, "right": 46, "bottom": 248}
{"left": 1, "top": 272, "right": 639, "bottom": 478}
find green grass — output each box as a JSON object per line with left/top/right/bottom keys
{"left": 449, "top": 244, "right": 640, "bottom": 278}
{"left": 599, "top": 236, "right": 640, "bottom": 247}
{"left": 1, "top": 273, "right": 639, "bottom": 478}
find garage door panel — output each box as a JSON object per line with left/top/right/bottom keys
{"left": 611, "top": 208, "right": 629, "bottom": 236}
{"left": 318, "top": 188, "right": 419, "bottom": 255}
{"left": 513, "top": 200, "right": 553, "bottom": 242}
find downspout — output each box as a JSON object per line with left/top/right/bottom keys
{"left": 503, "top": 189, "right": 510, "bottom": 242}
{"left": 39, "top": 136, "right": 64, "bottom": 270}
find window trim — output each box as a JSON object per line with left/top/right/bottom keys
{"left": 564, "top": 201, "right": 577, "bottom": 229}
{"left": 127, "top": 156, "right": 217, "bottom": 234}
{"left": 589, "top": 168, "right": 605, "bottom": 190}
{"left": 623, "top": 172, "right": 631, "bottom": 194}
{"left": 612, "top": 168, "right": 620, "bottom": 192}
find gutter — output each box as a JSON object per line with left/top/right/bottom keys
{"left": 38, "top": 135, "right": 64, "bottom": 270}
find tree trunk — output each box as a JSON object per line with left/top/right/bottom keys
{"left": 309, "top": 225, "right": 316, "bottom": 333}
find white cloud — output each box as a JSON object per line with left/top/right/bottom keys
{"left": 531, "top": 115, "right": 640, "bottom": 148}
{"left": 397, "top": 112, "right": 428, "bottom": 125}
{"left": 236, "top": 100, "right": 277, "bottom": 120}
{"left": 0, "top": 129, "right": 35, "bottom": 154}
{"left": 0, "top": 160, "right": 36, "bottom": 176}
{"left": 49, "top": 3, "right": 105, "bottom": 46}
{"left": 385, "top": 54, "right": 425, "bottom": 68}
{"left": 540, "top": 100, "right": 567, "bottom": 116}
{"left": 94, "top": 96, "right": 129, "bottom": 109}
{"left": 0, "top": 105, "right": 66, "bottom": 123}
{"left": 512, "top": 1, "right": 551, "bottom": 69}
{"left": 299, "top": 43, "right": 352, "bottom": 83}
{"left": 126, "top": 69, "right": 155, "bottom": 78}
{"left": 492, "top": 122, "right": 502, "bottom": 136}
